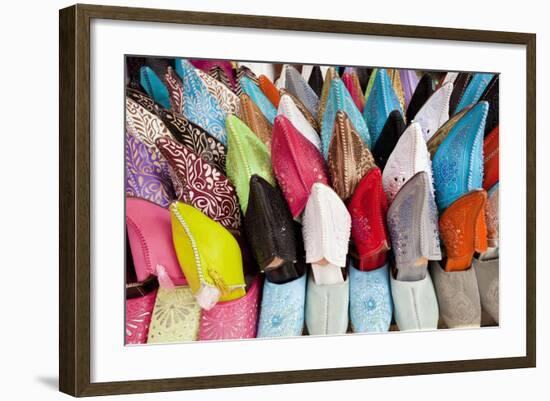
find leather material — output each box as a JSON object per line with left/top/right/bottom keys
{"left": 170, "top": 202, "right": 246, "bottom": 309}
{"left": 473, "top": 257, "right": 499, "bottom": 324}
{"left": 126, "top": 198, "right": 186, "bottom": 286}
{"left": 439, "top": 190, "right": 488, "bottom": 272}
{"left": 371, "top": 110, "right": 406, "bottom": 170}
{"left": 449, "top": 72, "right": 473, "bottom": 115}
{"left": 356, "top": 68, "right": 372, "bottom": 93}
{"left": 126, "top": 88, "right": 162, "bottom": 116}
{"left": 278, "top": 94, "right": 321, "bottom": 151}
{"left": 140, "top": 66, "right": 171, "bottom": 109}
{"left": 412, "top": 82, "right": 453, "bottom": 142}
{"left": 363, "top": 69, "right": 403, "bottom": 147}
{"left": 390, "top": 270, "right": 439, "bottom": 331}
{"left": 308, "top": 65, "right": 324, "bottom": 97}
{"left": 239, "top": 75, "right": 277, "bottom": 124}
{"left": 483, "top": 126, "right": 499, "bottom": 190}
{"left": 259, "top": 74, "right": 281, "bottom": 107}
{"left": 432, "top": 102, "right": 488, "bottom": 211}
{"left": 327, "top": 111, "right": 375, "bottom": 200}
{"left": 348, "top": 168, "right": 390, "bottom": 271}
{"left": 387, "top": 172, "right": 442, "bottom": 281}
{"left": 321, "top": 77, "right": 371, "bottom": 157}
{"left": 349, "top": 261, "right": 393, "bottom": 333}
{"left": 225, "top": 115, "right": 275, "bottom": 214}
{"left": 382, "top": 122, "right": 433, "bottom": 203}
{"left": 485, "top": 184, "right": 499, "bottom": 248}
{"left": 454, "top": 73, "right": 495, "bottom": 115}
{"left": 285, "top": 65, "right": 320, "bottom": 119}
{"left": 195, "top": 68, "right": 241, "bottom": 116}
{"left": 480, "top": 75, "right": 499, "bottom": 136}
{"left": 399, "top": 69, "right": 420, "bottom": 110}
{"left": 318, "top": 67, "right": 338, "bottom": 130}
{"left": 244, "top": 175, "right": 298, "bottom": 272}
{"left": 163, "top": 66, "right": 184, "bottom": 113}
{"left": 125, "top": 289, "right": 157, "bottom": 344}
{"left": 426, "top": 106, "right": 471, "bottom": 157}
{"left": 156, "top": 137, "right": 241, "bottom": 230}
{"left": 125, "top": 131, "right": 174, "bottom": 208}
{"left": 126, "top": 97, "right": 174, "bottom": 149}
{"left": 431, "top": 261, "right": 481, "bottom": 329}
{"left": 439, "top": 72, "right": 459, "bottom": 87}
{"left": 175, "top": 59, "right": 228, "bottom": 144}
{"left": 239, "top": 93, "right": 273, "bottom": 148}
{"left": 147, "top": 286, "right": 201, "bottom": 343}
{"left": 272, "top": 115, "right": 328, "bottom": 219}
{"left": 342, "top": 70, "right": 365, "bottom": 112}
{"left": 302, "top": 183, "right": 352, "bottom": 268}
{"left": 279, "top": 88, "right": 320, "bottom": 132}
{"left": 406, "top": 74, "right": 434, "bottom": 122}
{"left": 305, "top": 272, "right": 349, "bottom": 335}
{"left": 199, "top": 276, "right": 261, "bottom": 340}
{"left": 257, "top": 273, "right": 306, "bottom": 338}
{"left": 157, "top": 109, "right": 227, "bottom": 173}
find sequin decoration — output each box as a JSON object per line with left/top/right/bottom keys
{"left": 349, "top": 262, "right": 393, "bottom": 332}
{"left": 257, "top": 274, "right": 306, "bottom": 338}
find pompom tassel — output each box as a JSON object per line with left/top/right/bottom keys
{"left": 155, "top": 264, "right": 175, "bottom": 290}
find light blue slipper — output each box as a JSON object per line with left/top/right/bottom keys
{"left": 349, "top": 261, "right": 393, "bottom": 333}
{"left": 174, "top": 59, "right": 228, "bottom": 144}
{"left": 240, "top": 75, "right": 277, "bottom": 124}
{"left": 321, "top": 78, "right": 371, "bottom": 157}
{"left": 257, "top": 274, "right": 306, "bottom": 338}
{"left": 305, "top": 272, "right": 349, "bottom": 335}
{"left": 391, "top": 269, "right": 439, "bottom": 331}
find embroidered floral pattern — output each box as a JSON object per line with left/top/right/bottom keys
{"left": 125, "top": 290, "right": 157, "bottom": 345}
{"left": 125, "top": 132, "right": 175, "bottom": 207}
{"left": 156, "top": 137, "right": 241, "bottom": 230}
{"left": 147, "top": 287, "right": 201, "bottom": 343}
{"left": 257, "top": 274, "right": 306, "bottom": 338}
{"left": 349, "top": 263, "right": 393, "bottom": 332}
{"left": 159, "top": 109, "right": 226, "bottom": 172}
{"left": 125, "top": 97, "right": 173, "bottom": 148}
{"left": 199, "top": 277, "right": 260, "bottom": 340}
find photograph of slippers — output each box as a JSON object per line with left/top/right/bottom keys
{"left": 124, "top": 56, "right": 499, "bottom": 345}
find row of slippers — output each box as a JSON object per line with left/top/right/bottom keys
{"left": 125, "top": 58, "right": 499, "bottom": 344}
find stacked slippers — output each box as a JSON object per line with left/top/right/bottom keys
{"left": 124, "top": 57, "right": 499, "bottom": 345}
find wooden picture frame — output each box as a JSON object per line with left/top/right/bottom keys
{"left": 59, "top": 3, "right": 536, "bottom": 397}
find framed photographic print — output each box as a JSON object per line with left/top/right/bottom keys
{"left": 59, "top": 3, "right": 536, "bottom": 397}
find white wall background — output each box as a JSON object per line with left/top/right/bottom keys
{"left": 0, "top": 0, "right": 545, "bottom": 399}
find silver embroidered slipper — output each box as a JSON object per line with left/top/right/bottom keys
{"left": 390, "top": 268, "right": 439, "bottom": 331}
{"left": 285, "top": 65, "right": 320, "bottom": 119}
{"left": 305, "top": 272, "right": 349, "bottom": 335}
{"left": 431, "top": 261, "right": 481, "bottom": 329}
{"left": 386, "top": 172, "right": 441, "bottom": 282}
